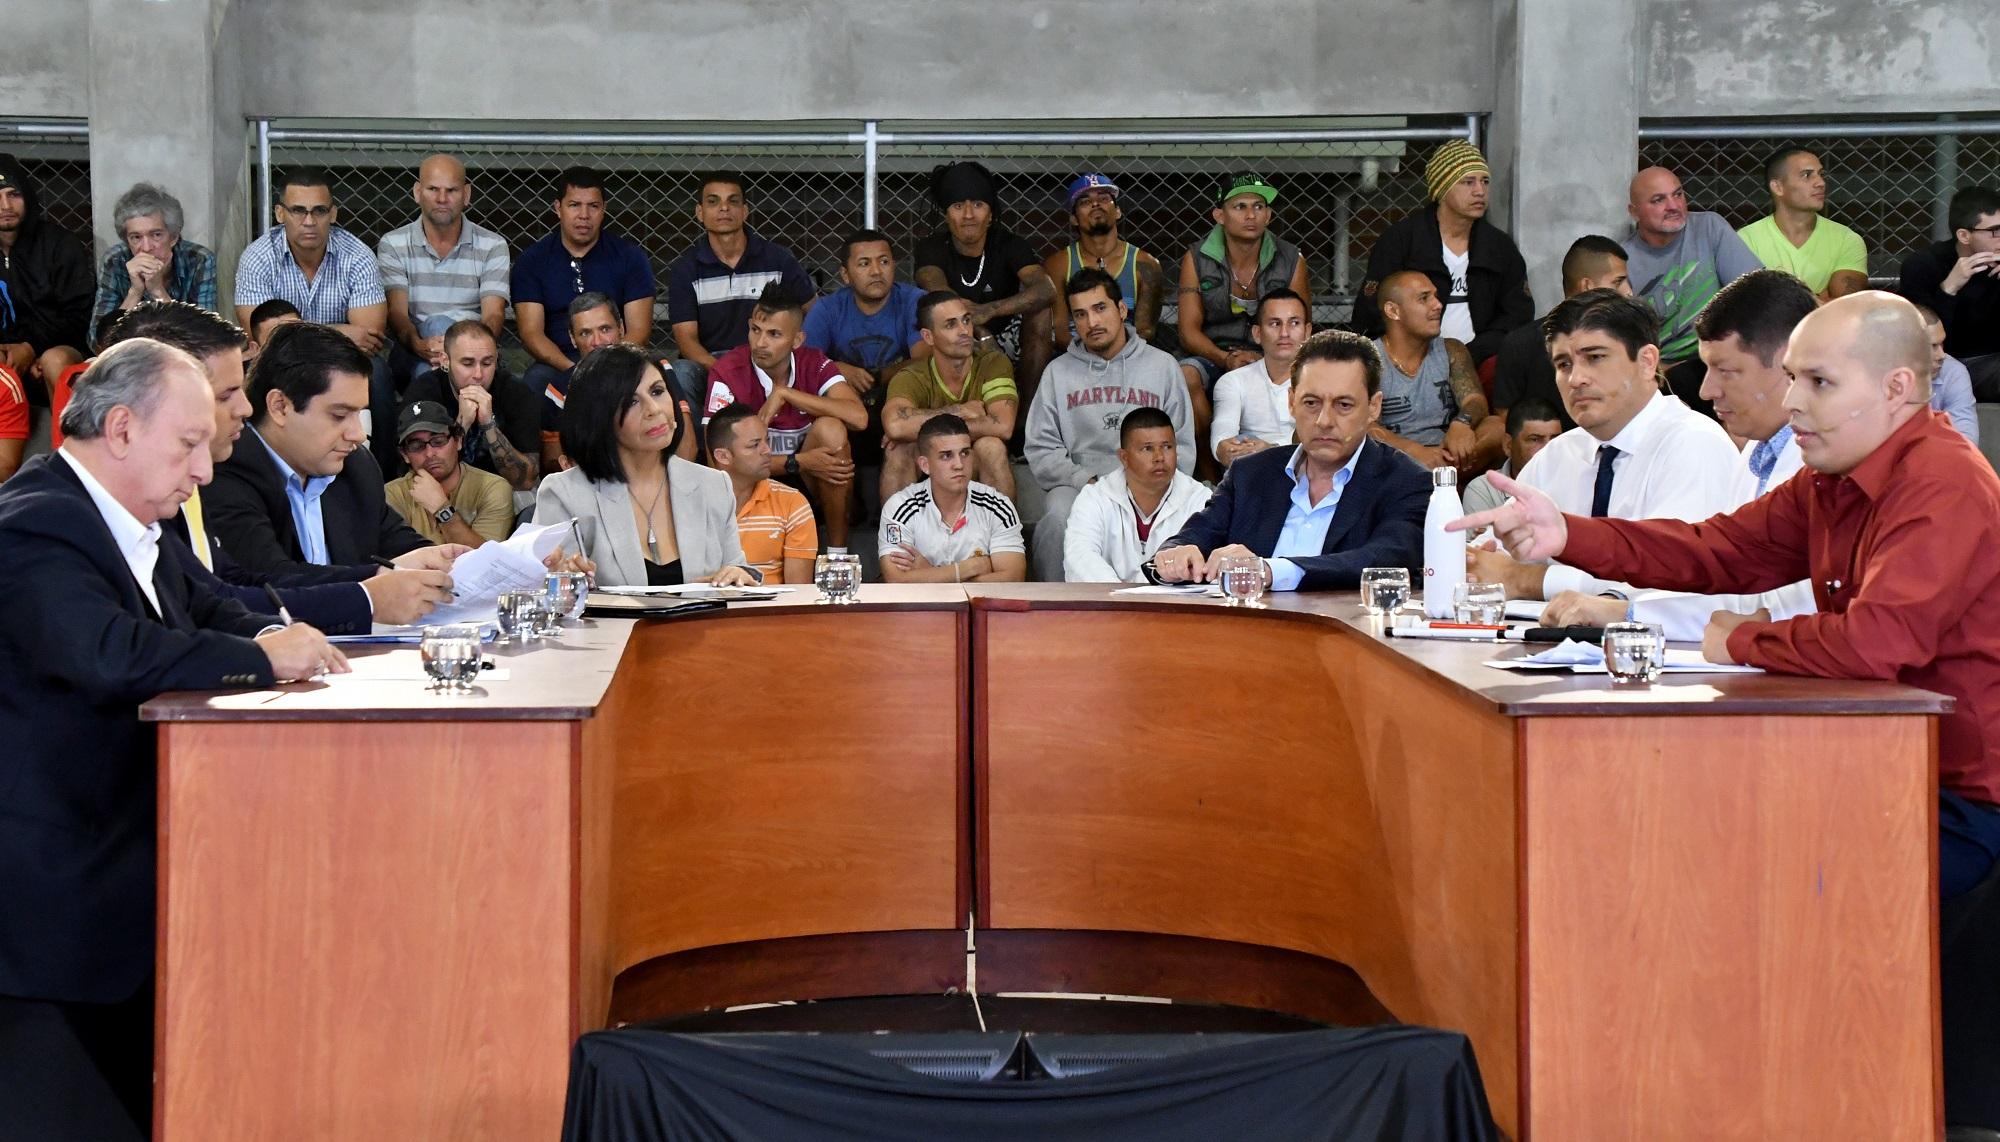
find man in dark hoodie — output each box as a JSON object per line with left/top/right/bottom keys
{"left": 0, "top": 154, "right": 95, "bottom": 406}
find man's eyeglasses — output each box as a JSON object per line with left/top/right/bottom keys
{"left": 400, "top": 433, "right": 455, "bottom": 454}
{"left": 1965, "top": 224, "right": 2000, "bottom": 238}
{"left": 281, "top": 204, "right": 333, "bottom": 220}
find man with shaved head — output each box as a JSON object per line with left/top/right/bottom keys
{"left": 1368, "top": 269, "right": 1500, "bottom": 477}
{"left": 375, "top": 153, "right": 511, "bottom": 390}
{"left": 1621, "top": 165, "right": 1762, "bottom": 419}
{"left": 1455, "top": 291, "right": 2000, "bottom": 905}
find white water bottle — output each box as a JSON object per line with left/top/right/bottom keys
{"left": 1422, "top": 467, "right": 1466, "bottom": 619}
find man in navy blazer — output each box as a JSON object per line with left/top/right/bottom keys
{"left": 205, "top": 321, "right": 432, "bottom": 579}
{"left": 1156, "top": 330, "right": 1429, "bottom": 590}
{"left": 0, "top": 339, "right": 344, "bottom": 1137}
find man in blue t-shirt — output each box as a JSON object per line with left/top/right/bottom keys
{"left": 803, "top": 229, "right": 929, "bottom": 393}
{"left": 666, "top": 171, "right": 816, "bottom": 402}
{"left": 510, "top": 166, "right": 657, "bottom": 413}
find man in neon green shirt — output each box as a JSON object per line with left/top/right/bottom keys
{"left": 1737, "top": 147, "right": 1869, "bottom": 301}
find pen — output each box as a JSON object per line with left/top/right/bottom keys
{"left": 373, "top": 555, "right": 460, "bottom": 598}
{"left": 260, "top": 583, "right": 295, "bottom": 627}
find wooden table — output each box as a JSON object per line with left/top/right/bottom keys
{"left": 143, "top": 585, "right": 1947, "bottom": 1141}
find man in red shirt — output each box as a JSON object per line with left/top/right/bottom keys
{"left": 704, "top": 283, "right": 867, "bottom": 546}
{"left": 1455, "top": 291, "right": 2000, "bottom": 901}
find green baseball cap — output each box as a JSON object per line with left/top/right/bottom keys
{"left": 1215, "top": 173, "right": 1277, "bottom": 207}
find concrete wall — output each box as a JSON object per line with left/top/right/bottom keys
{"left": 232, "top": 0, "right": 1495, "bottom": 120}
{"left": 1643, "top": 0, "right": 2000, "bottom": 117}
{"left": 0, "top": 2, "right": 89, "bottom": 118}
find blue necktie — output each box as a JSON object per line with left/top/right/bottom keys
{"left": 1590, "top": 445, "right": 1619, "bottom": 518}
{"left": 1747, "top": 436, "right": 1782, "bottom": 496}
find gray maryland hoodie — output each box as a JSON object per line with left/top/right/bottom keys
{"left": 1024, "top": 326, "right": 1194, "bottom": 492}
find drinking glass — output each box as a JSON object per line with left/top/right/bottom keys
{"left": 814, "top": 552, "right": 862, "bottom": 604}
{"left": 1360, "top": 567, "right": 1412, "bottom": 616}
{"left": 420, "top": 624, "right": 485, "bottom": 691}
{"left": 1218, "top": 553, "right": 1268, "bottom": 607}
{"left": 1453, "top": 581, "right": 1506, "bottom": 624}
{"left": 1603, "top": 622, "right": 1666, "bottom": 685}
{"left": 496, "top": 591, "right": 544, "bottom": 644}
{"left": 542, "top": 570, "right": 589, "bottom": 632}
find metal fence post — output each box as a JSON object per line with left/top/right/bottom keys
{"left": 1935, "top": 115, "right": 1959, "bottom": 242}
{"left": 256, "top": 119, "right": 272, "bottom": 224}
{"left": 862, "top": 120, "right": 879, "bottom": 229}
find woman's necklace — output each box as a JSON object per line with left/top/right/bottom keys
{"left": 638, "top": 476, "right": 667, "bottom": 553}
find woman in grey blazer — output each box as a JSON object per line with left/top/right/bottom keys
{"left": 533, "top": 345, "right": 759, "bottom": 587}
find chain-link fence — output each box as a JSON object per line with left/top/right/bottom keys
{"left": 257, "top": 117, "right": 1481, "bottom": 350}
{"left": 0, "top": 120, "right": 93, "bottom": 252}
{"left": 1639, "top": 120, "right": 2000, "bottom": 283}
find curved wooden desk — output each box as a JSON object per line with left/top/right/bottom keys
{"left": 144, "top": 585, "right": 1945, "bottom": 1141}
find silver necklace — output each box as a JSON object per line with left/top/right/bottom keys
{"left": 639, "top": 476, "right": 666, "bottom": 554}
{"left": 957, "top": 249, "right": 987, "bottom": 289}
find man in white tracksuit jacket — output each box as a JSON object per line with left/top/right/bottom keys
{"left": 1064, "top": 407, "right": 1212, "bottom": 582}
{"left": 1025, "top": 268, "right": 1193, "bottom": 580}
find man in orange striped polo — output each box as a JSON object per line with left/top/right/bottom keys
{"left": 705, "top": 401, "right": 818, "bottom": 584}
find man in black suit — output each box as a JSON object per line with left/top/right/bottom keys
{"left": 206, "top": 321, "right": 433, "bottom": 577}
{"left": 1155, "top": 330, "right": 1429, "bottom": 590}
{"left": 0, "top": 338, "right": 344, "bottom": 1139}
{"left": 103, "top": 302, "right": 457, "bottom": 629}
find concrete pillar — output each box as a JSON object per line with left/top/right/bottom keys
{"left": 86, "top": 0, "right": 249, "bottom": 293}
{"left": 1493, "top": 0, "right": 1641, "bottom": 308}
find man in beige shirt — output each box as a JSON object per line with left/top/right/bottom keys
{"left": 383, "top": 400, "right": 513, "bottom": 545}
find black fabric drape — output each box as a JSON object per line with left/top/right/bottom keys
{"left": 562, "top": 1025, "right": 1499, "bottom": 1142}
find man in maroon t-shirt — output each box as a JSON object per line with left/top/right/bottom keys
{"left": 704, "top": 283, "right": 867, "bottom": 545}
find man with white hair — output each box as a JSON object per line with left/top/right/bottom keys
{"left": 0, "top": 337, "right": 344, "bottom": 1137}
{"left": 91, "top": 182, "right": 219, "bottom": 346}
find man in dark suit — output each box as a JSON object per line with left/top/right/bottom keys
{"left": 1155, "top": 330, "right": 1429, "bottom": 590}
{"left": 103, "top": 302, "right": 457, "bottom": 630}
{"left": 0, "top": 338, "right": 344, "bottom": 1138}
{"left": 205, "top": 321, "right": 432, "bottom": 577}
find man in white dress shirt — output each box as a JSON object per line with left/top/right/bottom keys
{"left": 1541, "top": 270, "right": 1819, "bottom": 637}
{"left": 1469, "top": 289, "right": 1747, "bottom": 604}
{"left": 1210, "top": 288, "right": 1307, "bottom": 466}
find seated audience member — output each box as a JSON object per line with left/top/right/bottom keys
{"left": 403, "top": 320, "right": 542, "bottom": 490}
{"left": 1622, "top": 165, "right": 1762, "bottom": 417}
{"left": 1065, "top": 407, "right": 1212, "bottom": 582}
{"left": 1042, "top": 173, "right": 1165, "bottom": 353}
{"left": 1176, "top": 173, "right": 1311, "bottom": 473}
{"left": 513, "top": 167, "right": 656, "bottom": 418}
{"left": 1899, "top": 186, "right": 2000, "bottom": 400}
{"left": 1917, "top": 304, "right": 1981, "bottom": 444}
{"left": 207, "top": 322, "right": 432, "bottom": 576}
{"left": 1351, "top": 141, "right": 1531, "bottom": 364}
{"left": 1153, "top": 331, "right": 1428, "bottom": 590}
{"left": 1369, "top": 270, "right": 1503, "bottom": 476}
{"left": 0, "top": 362, "right": 21, "bottom": 482}
{"left": 1026, "top": 268, "right": 1193, "bottom": 582}
{"left": 92, "top": 182, "right": 219, "bottom": 345}
{"left": 878, "top": 412, "right": 1026, "bottom": 583}
{"left": 881, "top": 291, "right": 1018, "bottom": 501}
{"left": 1450, "top": 292, "right": 2000, "bottom": 910}
{"left": 1541, "top": 270, "right": 1820, "bottom": 638}
{"left": 705, "top": 402, "right": 818, "bottom": 585}
{"left": 384, "top": 400, "right": 514, "bottom": 546}
{"left": 247, "top": 297, "right": 301, "bottom": 350}
{"left": 534, "top": 344, "right": 757, "bottom": 588}
{"left": 1469, "top": 289, "right": 1747, "bottom": 603}
{"left": 547, "top": 293, "right": 697, "bottom": 470}
{"left": 0, "top": 338, "right": 345, "bottom": 1140}
{"left": 1737, "top": 148, "right": 1869, "bottom": 301}
{"left": 375, "top": 153, "right": 510, "bottom": 387}
{"left": 103, "top": 300, "right": 455, "bottom": 628}
{"left": 914, "top": 162, "right": 1055, "bottom": 390}
{"left": 703, "top": 284, "right": 864, "bottom": 547}
{"left": 803, "top": 228, "right": 928, "bottom": 397}
{"left": 1211, "top": 288, "right": 1307, "bottom": 467}
{"left": 668, "top": 171, "right": 816, "bottom": 401}
{"left": 0, "top": 153, "right": 94, "bottom": 402}
{"left": 1490, "top": 235, "right": 1632, "bottom": 432}
{"left": 1460, "top": 397, "right": 1563, "bottom": 516}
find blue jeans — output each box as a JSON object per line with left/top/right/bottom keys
{"left": 524, "top": 362, "right": 571, "bottom": 432}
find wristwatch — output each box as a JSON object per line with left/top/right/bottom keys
{"left": 784, "top": 454, "right": 801, "bottom": 478}
{"left": 1453, "top": 411, "right": 1478, "bottom": 428}
{"left": 433, "top": 505, "right": 456, "bottom": 525}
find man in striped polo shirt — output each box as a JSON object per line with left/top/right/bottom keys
{"left": 375, "top": 154, "right": 511, "bottom": 389}
{"left": 879, "top": 412, "right": 1026, "bottom": 583}
{"left": 706, "top": 403, "right": 819, "bottom": 585}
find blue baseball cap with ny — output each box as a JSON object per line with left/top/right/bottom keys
{"left": 1066, "top": 173, "right": 1121, "bottom": 210}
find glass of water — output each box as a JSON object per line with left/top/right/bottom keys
{"left": 1603, "top": 621, "right": 1666, "bottom": 685}
{"left": 814, "top": 552, "right": 861, "bottom": 604}
{"left": 1217, "top": 553, "right": 1267, "bottom": 607}
{"left": 496, "top": 590, "right": 544, "bottom": 644}
{"left": 420, "top": 624, "right": 485, "bottom": 691}
{"left": 1360, "top": 567, "right": 1412, "bottom": 616}
{"left": 542, "top": 570, "right": 588, "bottom": 633}
{"left": 1453, "top": 581, "right": 1507, "bottom": 624}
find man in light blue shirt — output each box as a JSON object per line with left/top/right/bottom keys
{"left": 1153, "top": 331, "right": 1430, "bottom": 591}
{"left": 1919, "top": 303, "right": 1982, "bottom": 445}
{"left": 255, "top": 427, "right": 336, "bottom": 565}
